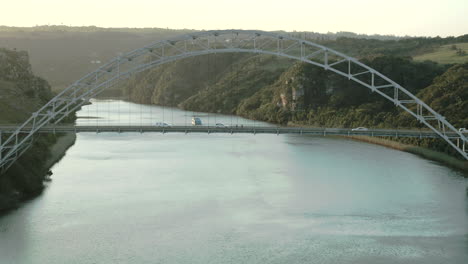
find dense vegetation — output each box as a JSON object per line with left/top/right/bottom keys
{"left": 0, "top": 48, "right": 75, "bottom": 213}
{"left": 123, "top": 51, "right": 466, "bottom": 161}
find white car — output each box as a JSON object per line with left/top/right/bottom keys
{"left": 351, "top": 127, "right": 369, "bottom": 131}
{"left": 215, "top": 123, "right": 227, "bottom": 128}
{"left": 155, "top": 122, "right": 171, "bottom": 127}
{"left": 459, "top": 128, "right": 467, "bottom": 133}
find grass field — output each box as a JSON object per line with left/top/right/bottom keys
{"left": 414, "top": 43, "right": 468, "bottom": 64}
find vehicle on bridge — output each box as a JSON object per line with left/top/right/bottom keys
{"left": 155, "top": 122, "right": 171, "bottom": 127}
{"left": 459, "top": 128, "right": 467, "bottom": 133}
{"left": 215, "top": 123, "right": 227, "bottom": 128}
{"left": 351, "top": 127, "right": 369, "bottom": 131}
{"left": 192, "top": 117, "right": 202, "bottom": 126}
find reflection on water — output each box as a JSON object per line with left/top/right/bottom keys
{"left": 76, "top": 99, "right": 269, "bottom": 127}
{"left": 0, "top": 99, "right": 467, "bottom": 264}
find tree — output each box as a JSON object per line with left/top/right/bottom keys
{"left": 456, "top": 48, "right": 466, "bottom": 56}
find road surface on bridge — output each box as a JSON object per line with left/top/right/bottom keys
{"left": 0, "top": 125, "right": 463, "bottom": 139}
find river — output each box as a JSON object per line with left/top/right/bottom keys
{"left": 1, "top": 99, "right": 467, "bottom": 264}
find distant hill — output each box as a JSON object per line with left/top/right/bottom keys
{"left": 414, "top": 43, "right": 468, "bottom": 64}
{"left": 0, "top": 26, "right": 193, "bottom": 91}
{"left": 0, "top": 26, "right": 466, "bottom": 92}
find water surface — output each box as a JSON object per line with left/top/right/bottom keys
{"left": 1, "top": 100, "right": 467, "bottom": 264}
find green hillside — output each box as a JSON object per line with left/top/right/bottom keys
{"left": 1, "top": 26, "right": 466, "bottom": 91}
{"left": 0, "top": 48, "right": 75, "bottom": 213}
{"left": 124, "top": 52, "right": 468, "bottom": 162}
{"left": 414, "top": 43, "right": 468, "bottom": 64}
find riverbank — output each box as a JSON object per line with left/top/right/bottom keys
{"left": 43, "top": 133, "right": 77, "bottom": 171}
{"left": 345, "top": 135, "right": 468, "bottom": 175}
{"left": 285, "top": 121, "right": 468, "bottom": 174}
{"left": 0, "top": 133, "right": 76, "bottom": 214}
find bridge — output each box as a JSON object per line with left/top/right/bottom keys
{"left": 1, "top": 125, "right": 464, "bottom": 139}
{"left": 1, "top": 29, "right": 467, "bottom": 173}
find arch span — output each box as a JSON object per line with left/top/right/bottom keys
{"left": 1, "top": 30, "right": 466, "bottom": 172}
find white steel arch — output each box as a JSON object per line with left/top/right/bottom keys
{"left": 1, "top": 30, "right": 467, "bottom": 173}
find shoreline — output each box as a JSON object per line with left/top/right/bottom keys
{"left": 285, "top": 122, "right": 468, "bottom": 175}
{"left": 344, "top": 135, "right": 468, "bottom": 175}
{"left": 43, "top": 133, "right": 77, "bottom": 171}
{"left": 0, "top": 133, "right": 76, "bottom": 215}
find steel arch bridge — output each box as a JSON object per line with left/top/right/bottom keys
{"left": 0, "top": 29, "right": 467, "bottom": 173}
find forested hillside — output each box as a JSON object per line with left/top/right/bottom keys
{"left": 1, "top": 26, "right": 466, "bottom": 91}
{"left": 0, "top": 48, "right": 75, "bottom": 212}
{"left": 123, "top": 52, "right": 466, "bottom": 158}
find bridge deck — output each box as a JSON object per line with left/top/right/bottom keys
{"left": 0, "top": 125, "right": 461, "bottom": 139}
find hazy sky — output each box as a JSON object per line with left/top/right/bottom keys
{"left": 2, "top": 0, "right": 467, "bottom": 37}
